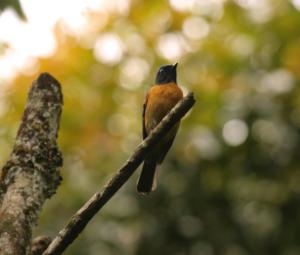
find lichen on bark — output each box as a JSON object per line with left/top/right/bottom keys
{"left": 0, "top": 73, "right": 63, "bottom": 255}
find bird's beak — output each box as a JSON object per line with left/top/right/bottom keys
{"left": 173, "top": 62, "right": 178, "bottom": 70}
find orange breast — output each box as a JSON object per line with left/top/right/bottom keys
{"left": 145, "top": 83, "right": 183, "bottom": 133}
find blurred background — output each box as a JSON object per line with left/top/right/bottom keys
{"left": 1, "top": 0, "right": 300, "bottom": 254}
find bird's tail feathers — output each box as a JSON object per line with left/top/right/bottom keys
{"left": 137, "top": 159, "right": 157, "bottom": 194}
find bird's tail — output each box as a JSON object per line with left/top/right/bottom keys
{"left": 137, "top": 158, "right": 157, "bottom": 194}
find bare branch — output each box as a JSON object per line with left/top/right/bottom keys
{"left": 0, "top": 73, "right": 63, "bottom": 255}
{"left": 43, "top": 92, "right": 195, "bottom": 255}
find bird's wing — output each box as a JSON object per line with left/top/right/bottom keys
{"left": 157, "top": 134, "right": 176, "bottom": 164}
{"left": 142, "top": 92, "right": 149, "bottom": 139}
{"left": 157, "top": 122, "right": 180, "bottom": 164}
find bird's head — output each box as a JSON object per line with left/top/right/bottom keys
{"left": 155, "top": 63, "right": 178, "bottom": 85}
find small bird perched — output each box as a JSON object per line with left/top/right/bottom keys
{"left": 137, "top": 63, "right": 183, "bottom": 194}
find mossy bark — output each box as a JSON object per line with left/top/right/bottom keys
{"left": 0, "top": 73, "right": 63, "bottom": 255}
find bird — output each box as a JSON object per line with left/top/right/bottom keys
{"left": 137, "top": 63, "right": 183, "bottom": 194}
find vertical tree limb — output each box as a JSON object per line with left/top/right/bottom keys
{"left": 43, "top": 92, "right": 195, "bottom": 255}
{"left": 0, "top": 73, "right": 63, "bottom": 255}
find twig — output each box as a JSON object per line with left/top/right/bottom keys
{"left": 0, "top": 73, "right": 63, "bottom": 255}
{"left": 43, "top": 92, "right": 195, "bottom": 255}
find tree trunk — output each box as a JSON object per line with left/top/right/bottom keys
{"left": 0, "top": 73, "right": 63, "bottom": 255}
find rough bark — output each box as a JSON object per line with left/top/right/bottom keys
{"left": 0, "top": 73, "right": 63, "bottom": 255}
{"left": 43, "top": 92, "right": 195, "bottom": 255}
{"left": 31, "top": 236, "right": 52, "bottom": 255}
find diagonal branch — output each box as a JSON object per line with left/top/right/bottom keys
{"left": 43, "top": 92, "right": 196, "bottom": 255}
{"left": 0, "top": 73, "right": 63, "bottom": 255}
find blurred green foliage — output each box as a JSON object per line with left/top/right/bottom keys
{"left": 0, "top": 0, "right": 25, "bottom": 19}
{"left": 1, "top": 0, "right": 300, "bottom": 255}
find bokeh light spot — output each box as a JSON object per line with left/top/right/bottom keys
{"left": 229, "top": 34, "right": 255, "bottom": 57}
{"left": 259, "top": 69, "right": 294, "bottom": 95}
{"left": 119, "top": 57, "right": 150, "bottom": 90}
{"left": 183, "top": 17, "right": 210, "bottom": 40}
{"left": 223, "top": 119, "right": 248, "bottom": 146}
{"left": 94, "top": 33, "right": 124, "bottom": 65}
{"left": 292, "top": 0, "right": 300, "bottom": 10}
{"left": 156, "top": 33, "right": 189, "bottom": 61}
{"left": 169, "top": 0, "right": 193, "bottom": 12}
{"left": 235, "top": 0, "right": 273, "bottom": 23}
{"left": 192, "top": 0, "right": 224, "bottom": 20}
